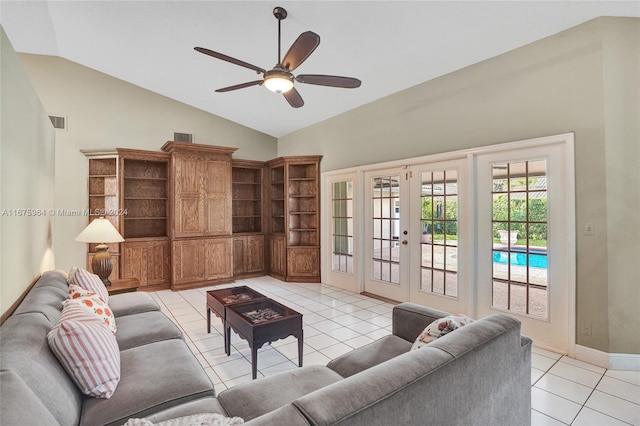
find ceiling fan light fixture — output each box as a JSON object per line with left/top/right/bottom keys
{"left": 264, "top": 69, "right": 294, "bottom": 93}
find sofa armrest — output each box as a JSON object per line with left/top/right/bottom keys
{"left": 392, "top": 302, "right": 450, "bottom": 342}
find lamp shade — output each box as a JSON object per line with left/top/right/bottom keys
{"left": 75, "top": 217, "right": 124, "bottom": 243}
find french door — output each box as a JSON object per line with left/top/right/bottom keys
{"left": 475, "top": 141, "right": 573, "bottom": 353}
{"left": 408, "top": 159, "right": 469, "bottom": 314}
{"left": 363, "top": 168, "right": 410, "bottom": 301}
{"left": 363, "top": 160, "right": 468, "bottom": 315}
{"left": 328, "top": 134, "right": 574, "bottom": 354}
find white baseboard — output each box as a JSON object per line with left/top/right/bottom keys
{"left": 575, "top": 345, "right": 640, "bottom": 371}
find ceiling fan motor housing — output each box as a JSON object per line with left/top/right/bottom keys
{"left": 264, "top": 66, "right": 294, "bottom": 93}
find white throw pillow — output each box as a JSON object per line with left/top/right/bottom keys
{"left": 411, "top": 314, "right": 474, "bottom": 350}
{"left": 123, "top": 413, "right": 244, "bottom": 426}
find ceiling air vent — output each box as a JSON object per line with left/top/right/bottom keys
{"left": 174, "top": 132, "right": 193, "bottom": 143}
{"left": 48, "top": 115, "right": 67, "bottom": 130}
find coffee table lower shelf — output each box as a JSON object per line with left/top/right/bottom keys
{"left": 225, "top": 299, "right": 303, "bottom": 380}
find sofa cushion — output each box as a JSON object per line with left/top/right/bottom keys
{"left": 47, "top": 303, "right": 121, "bottom": 398}
{"left": 116, "top": 310, "right": 184, "bottom": 350}
{"left": 392, "top": 302, "right": 451, "bottom": 342}
{"left": 110, "top": 291, "right": 161, "bottom": 317}
{"left": 327, "top": 334, "right": 412, "bottom": 378}
{"left": 0, "top": 313, "right": 83, "bottom": 425}
{"left": 11, "top": 284, "right": 68, "bottom": 324}
{"left": 218, "top": 365, "right": 343, "bottom": 421}
{"left": 80, "top": 338, "right": 215, "bottom": 426}
{"left": 240, "top": 404, "right": 310, "bottom": 426}
{"left": 143, "top": 397, "right": 228, "bottom": 424}
{"left": 69, "top": 267, "right": 109, "bottom": 302}
{"left": 294, "top": 347, "right": 455, "bottom": 426}
{"left": 411, "top": 314, "right": 474, "bottom": 350}
{"left": 0, "top": 371, "right": 60, "bottom": 426}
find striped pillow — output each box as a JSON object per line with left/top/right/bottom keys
{"left": 47, "top": 303, "right": 121, "bottom": 398}
{"left": 68, "top": 267, "right": 109, "bottom": 302}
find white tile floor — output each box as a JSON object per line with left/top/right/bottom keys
{"left": 148, "top": 276, "right": 640, "bottom": 425}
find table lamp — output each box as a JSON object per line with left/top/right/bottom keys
{"left": 75, "top": 217, "right": 124, "bottom": 286}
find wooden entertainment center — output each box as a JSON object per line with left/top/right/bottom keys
{"left": 82, "top": 142, "right": 321, "bottom": 290}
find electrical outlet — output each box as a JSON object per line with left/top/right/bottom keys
{"left": 581, "top": 322, "right": 592, "bottom": 336}
{"left": 584, "top": 222, "right": 595, "bottom": 236}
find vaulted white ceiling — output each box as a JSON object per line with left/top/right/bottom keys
{"left": 2, "top": 1, "right": 638, "bottom": 137}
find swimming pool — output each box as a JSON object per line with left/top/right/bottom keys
{"left": 493, "top": 248, "right": 548, "bottom": 269}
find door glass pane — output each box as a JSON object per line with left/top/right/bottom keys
{"left": 331, "top": 180, "right": 353, "bottom": 274}
{"left": 372, "top": 175, "right": 400, "bottom": 285}
{"left": 491, "top": 160, "right": 548, "bottom": 319}
{"left": 420, "top": 169, "right": 458, "bottom": 297}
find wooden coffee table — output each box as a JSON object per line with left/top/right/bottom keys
{"left": 225, "top": 299, "right": 303, "bottom": 379}
{"left": 206, "top": 286, "right": 267, "bottom": 355}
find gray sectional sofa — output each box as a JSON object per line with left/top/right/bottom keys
{"left": 1, "top": 271, "right": 532, "bottom": 425}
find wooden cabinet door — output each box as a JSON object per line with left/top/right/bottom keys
{"left": 123, "top": 240, "right": 171, "bottom": 287}
{"left": 233, "top": 237, "right": 246, "bottom": 275}
{"left": 172, "top": 239, "right": 203, "bottom": 284}
{"left": 203, "top": 158, "right": 232, "bottom": 236}
{"left": 270, "top": 235, "right": 287, "bottom": 276}
{"left": 174, "top": 154, "right": 204, "bottom": 238}
{"left": 146, "top": 240, "right": 171, "bottom": 286}
{"left": 287, "top": 247, "right": 320, "bottom": 277}
{"left": 122, "top": 242, "right": 146, "bottom": 284}
{"left": 203, "top": 238, "right": 233, "bottom": 280}
{"left": 246, "top": 235, "right": 264, "bottom": 273}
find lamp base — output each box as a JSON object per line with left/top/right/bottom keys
{"left": 91, "top": 244, "right": 114, "bottom": 286}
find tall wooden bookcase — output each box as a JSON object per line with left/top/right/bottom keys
{"left": 232, "top": 159, "right": 266, "bottom": 277}
{"left": 162, "top": 142, "right": 237, "bottom": 290}
{"left": 117, "top": 148, "right": 171, "bottom": 289}
{"left": 267, "top": 156, "right": 322, "bottom": 282}
{"left": 83, "top": 149, "right": 171, "bottom": 288}
{"left": 85, "top": 153, "right": 121, "bottom": 281}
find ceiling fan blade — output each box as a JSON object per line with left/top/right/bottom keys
{"left": 195, "top": 47, "right": 266, "bottom": 74}
{"left": 283, "top": 87, "right": 304, "bottom": 108}
{"left": 296, "top": 74, "right": 361, "bottom": 88}
{"left": 215, "top": 80, "right": 263, "bottom": 93}
{"left": 281, "top": 31, "right": 320, "bottom": 72}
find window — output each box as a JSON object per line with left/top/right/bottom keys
{"left": 332, "top": 180, "right": 354, "bottom": 273}
{"left": 420, "top": 170, "right": 458, "bottom": 297}
{"left": 491, "top": 160, "right": 548, "bottom": 318}
{"left": 371, "top": 175, "right": 400, "bottom": 284}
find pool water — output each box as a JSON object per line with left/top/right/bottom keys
{"left": 493, "top": 249, "right": 548, "bottom": 269}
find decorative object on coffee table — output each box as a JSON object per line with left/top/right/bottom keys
{"left": 226, "top": 298, "right": 303, "bottom": 379}
{"left": 75, "top": 216, "right": 124, "bottom": 286}
{"left": 206, "top": 286, "right": 268, "bottom": 355}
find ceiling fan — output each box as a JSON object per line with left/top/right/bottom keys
{"left": 194, "top": 6, "right": 361, "bottom": 108}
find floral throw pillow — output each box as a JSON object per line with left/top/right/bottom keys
{"left": 411, "top": 314, "right": 474, "bottom": 350}
{"left": 63, "top": 293, "right": 116, "bottom": 335}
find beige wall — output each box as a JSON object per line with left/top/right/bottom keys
{"left": 16, "top": 54, "right": 277, "bottom": 275}
{"left": 1, "top": 28, "right": 56, "bottom": 316}
{"left": 601, "top": 19, "right": 640, "bottom": 354}
{"left": 278, "top": 18, "right": 639, "bottom": 354}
